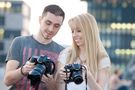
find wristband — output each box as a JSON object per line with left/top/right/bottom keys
{"left": 20, "top": 66, "right": 27, "bottom": 76}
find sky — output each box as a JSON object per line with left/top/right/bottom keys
{"left": 23, "top": 0, "right": 87, "bottom": 45}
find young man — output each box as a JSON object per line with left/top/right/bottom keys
{"left": 4, "top": 4, "right": 65, "bottom": 90}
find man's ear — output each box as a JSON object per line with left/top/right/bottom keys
{"left": 39, "top": 16, "right": 42, "bottom": 24}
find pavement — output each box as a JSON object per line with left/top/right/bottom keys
{"left": 0, "top": 63, "right": 10, "bottom": 90}
{"left": 0, "top": 81, "right": 9, "bottom": 90}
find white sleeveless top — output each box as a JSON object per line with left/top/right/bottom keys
{"left": 58, "top": 47, "right": 111, "bottom": 90}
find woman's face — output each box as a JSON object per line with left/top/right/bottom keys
{"left": 70, "top": 23, "right": 85, "bottom": 47}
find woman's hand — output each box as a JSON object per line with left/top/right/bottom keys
{"left": 58, "top": 67, "right": 70, "bottom": 81}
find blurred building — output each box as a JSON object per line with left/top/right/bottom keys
{"left": 0, "top": 0, "right": 30, "bottom": 62}
{"left": 81, "top": 0, "right": 135, "bottom": 65}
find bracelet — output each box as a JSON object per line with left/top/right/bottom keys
{"left": 20, "top": 66, "right": 27, "bottom": 76}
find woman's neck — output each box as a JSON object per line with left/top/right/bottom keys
{"left": 79, "top": 46, "right": 86, "bottom": 61}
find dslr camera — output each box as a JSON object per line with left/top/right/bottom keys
{"left": 64, "top": 64, "right": 86, "bottom": 84}
{"left": 27, "top": 55, "right": 55, "bottom": 86}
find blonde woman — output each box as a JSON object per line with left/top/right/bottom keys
{"left": 56, "top": 13, "right": 111, "bottom": 90}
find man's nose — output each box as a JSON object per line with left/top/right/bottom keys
{"left": 48, "top": 25, "right": 54, "bottom": 32}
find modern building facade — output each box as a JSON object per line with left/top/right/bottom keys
{"left": 81, "top": 0, "right": 135, "bottom": 65}
{"left": 0, "top": 0, "right": 30, "bottom": 62}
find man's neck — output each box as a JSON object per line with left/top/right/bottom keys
{"left": 33, "top": 34, "right": 52, "bottom": 45}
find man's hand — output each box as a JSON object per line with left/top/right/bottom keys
{"left": 41, "top": 75, "right": 57, "bottom": 90}
{"left": 21, "top": 61, "right": 35, "bottom": 75}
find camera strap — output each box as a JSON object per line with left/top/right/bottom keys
{"left": 65, "top": 82, "right": 67, "bottom": 90}
{"left": 82, "top": 65, "right": 87, "bottom": 90}
{"left": 85, "top": 68, "right": 87, "bottom": 90}
{"left": 65, "top": 69, "right": 68, "bottom": 90}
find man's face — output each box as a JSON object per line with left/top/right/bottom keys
{"left": 39, "top": 12, "right": 63, "bottom": 40}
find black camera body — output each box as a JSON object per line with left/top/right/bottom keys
{"left": 64, "top": 64, "right": 83, "bottom": 84}
{"left": 27, "top": 55, "right": 55, "bottom": 86}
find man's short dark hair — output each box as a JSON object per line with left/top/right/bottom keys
{"left": 42, "top": 4, "right": 65, "bottom": 20}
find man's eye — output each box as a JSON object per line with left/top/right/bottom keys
{"left": 46, "top": 21, "right": 51, "bottom": 25}
{"left": 55, "top": 25, "right": 60, "bottom": 28}
{"left": 46, "top": 23, "right": 50, "bottom": 25}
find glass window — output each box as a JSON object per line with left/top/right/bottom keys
{"left": 0, "top": 41, "right": 4, "bottom": 51}
{"left": 0, "top": 15, "right": 5, "bottom": 26}
{"left": 4, "top": 30, "right": 20, "bottom": 39}
{"left": 10, "top": 2, "right": 22, "bottom": 13}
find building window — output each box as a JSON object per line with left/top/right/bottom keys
{"left": 0, "top": 15, "right": 5, "bottom": 26}
{"left": 4, "top": 30, "right": 20, "bottom": 39}
{"left": 0, "top": 41, "right": 4, "bottom": 51}
{"left": 11, "top": 2, "right": 22, "bottom": 13}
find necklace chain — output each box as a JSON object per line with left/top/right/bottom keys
{"left": 78, "top": 56, "right": 86, "bottom": 64}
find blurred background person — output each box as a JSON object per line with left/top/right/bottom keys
{"left": 109, "top": 68, "right": 130, "bottom": 90}
{"left": 123, "top": 56, "right": 135, "bottom": 90}
{"left": 109, "top": 68, "right": 122, "bottom": 90}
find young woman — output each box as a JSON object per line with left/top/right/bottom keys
{"left": 56, "top": 13, "right": 111, "bottom": 90}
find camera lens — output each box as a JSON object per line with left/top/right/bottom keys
{"left": 27, "top": 75, "right": 41, "bottom": 86}
{"left": 73, "top": 75, "right": 83, "bottom": 84}
{"left": 29, "top": 64, "right": 46, "bottom": 76}
{"left": 28, "top": 64, "right": 46, "bottom": 86}
{"left": 72, "top": 71, "right": 83, "bottom": 84}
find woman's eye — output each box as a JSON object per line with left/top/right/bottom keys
{"left": 71, "top": 30, "right": 74, "bottom": 33}
{"left": 77, "top": 30, "right": 81, "bottom": 32}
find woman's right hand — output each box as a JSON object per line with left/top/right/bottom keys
{"left": 59, "top": 68, "right": 69, "bottom": 80}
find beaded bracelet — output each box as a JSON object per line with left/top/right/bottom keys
{"left": 20, "top": 66, "right": 27, "bottom": 76}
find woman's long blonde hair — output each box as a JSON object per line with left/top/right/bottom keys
{"left": 67, "top": 13, "right": 102, "bottom": 77}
